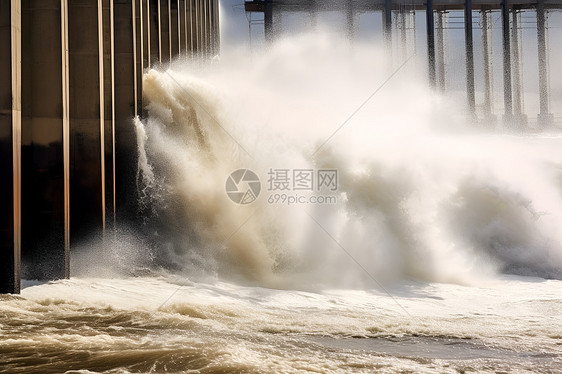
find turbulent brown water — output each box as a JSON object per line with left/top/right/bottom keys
{"left": 1, "top": 277, "right": 561, "bottom": 373}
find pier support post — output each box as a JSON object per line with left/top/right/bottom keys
{"left": 20, "top": 0, "right": 70, "bottom": 280}
{"left": 501, "top": 0, "right": 513, "bottom": 123}
{"left": 187, "top": 0, "right": 194, "bottom": 55}
{"left": 211, "top": 0, "right": 219, "bottom": 55}
{"left": 481, "top": 8, "right": 495, "bottom": 122}
{"left": 511, "top": 8, "right": 526, "bottom": 125}
{"left": 0, "top": 0, "right": 21, "bottom": 294}
{"left": 149, "top": 0, "right": 160, "bottom": 65}
{"left": 179, "top": 0, "right": 185, "bottom": 57}
{"left": 400, "top": 10, "right": 407, "bottom": 60}
{"left": 170, "top": 0, "right": 178, "bottom": 57}
{"left": 346, "top": 0, "right": 354, "bottom": 41}
{"left": 383, "top": 0, "right": 392, "bottom": 50}
{"left": 536, "top": 0, "right": 553, "bottom": 126}
{"left": 426, "top": 0, "right": 436, "bottom": 87}
{"left": 465, "top": 0, "right": 475, "bottom": 118}
{"left": 114, "top": 0, "right": 140, "bottom": 222}
{"left": 436, "top": 10, "right": 445, "bottom": 91}
{"left": 194, "top": 0, "right": 200, "bottom": 53}
{"left": 264, "top": 0, "right": 273, "bottom": 44}
{"left": 159, "top": 0, "right": 170, "bottom": 62}
{"left": 67, "top": 0, "right": 107, "bottom": 246}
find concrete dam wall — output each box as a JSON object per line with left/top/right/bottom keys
{"left": 0, "top": 0, "right": 219, "bottom": 294}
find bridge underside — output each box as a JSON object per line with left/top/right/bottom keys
{"left": 247, "top": 0, "right": 557, "bottom": 127}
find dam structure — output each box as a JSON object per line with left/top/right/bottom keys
{"left": 2, "top": 0, "right": 560, "bottom": 295}
{"left": 0, "top": 0, "right": 219, "bottom": 294}
{"left": 246, "top": 0, "right": 561, "bottom": 126}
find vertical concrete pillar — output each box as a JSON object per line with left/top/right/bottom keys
{"left": 426, "top": 0, "right": 436, "bottom": 87}
{"left": 67, "top": 0, "right": 105, "bottom": 245}
{"left": 160, "top": 0, "right": 170, "bottom": 62}
{"left": 203, "top": 0, "right": 209, "bottom": 54}
{"left": 502, "top": 0, "right": 513, "bottom": 122}
{"left": 140, "top": 0, "right": 149, "bottom": 73}
{"left": 481, "top": 8, "right": 494, "bottom": 121}
{"left": 134, "top": 0, "right": 142, "bottom": 115}
{"left": 197, "top": 0, "right": 201, "bottom": 54}
{"left": 205, "top": 0, "right": 208, "bottom": 57}
{"left": 184, "top": 0, "right": 189, "bottom": 56}
{"left": 187, "top": 0, "right": 193, "bottom": 55}
{"left": 0, "top": 0, "right": 21, "bottom": 293}
{"left": 465, "top": 0, "right": 475, "bottom": 117}
{"left": 346, "top": 0, "right": 354, "bottom": 41}
{"left": 102, "top": 0, "right": 114, "bottom": 229}
{"left": 400, "top": 10, "right": 407, "bottom": 60}
{"left": 536, "top": 0, "right": 553, "bottom": 126}
{"left": 436, "top": 10, "right": 445, "bottom": 91}
{"left": 170, "top": 0, "right": 178, "bottom": 58}
{"left": 167, "top": 0, "right": 171, "bottom": 60}
{"left": 511, "top": 8, "right": 526, "bottom": 125}
{"left": 114, "top": 0, "right": 139, "bottom": 222}
{"left": 145, "top": 0, "right": 151, "bottom": 68}
{"left": 212, "top": 0, "right": 219, "bottom": 55}
{"left": 264, "top": 0, "right": 273, "bottom": 44}
{"left": 383, "top": 0, "right": 392, "bottom": 48}
{"left": 149, "top": 0, "right": 159, "bottom": 65}
{"left": 192, "top": 0, "right": 198, "bottom": 54}
{"left": 179, "top": 0, "right": 185, "bottom": 57}
{"left": 20, "top": 0, "right": 69, "bottom": 280}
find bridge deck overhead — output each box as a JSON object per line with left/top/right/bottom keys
{"left": 246, "top": 0, "right": 562, "bottom": 11}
